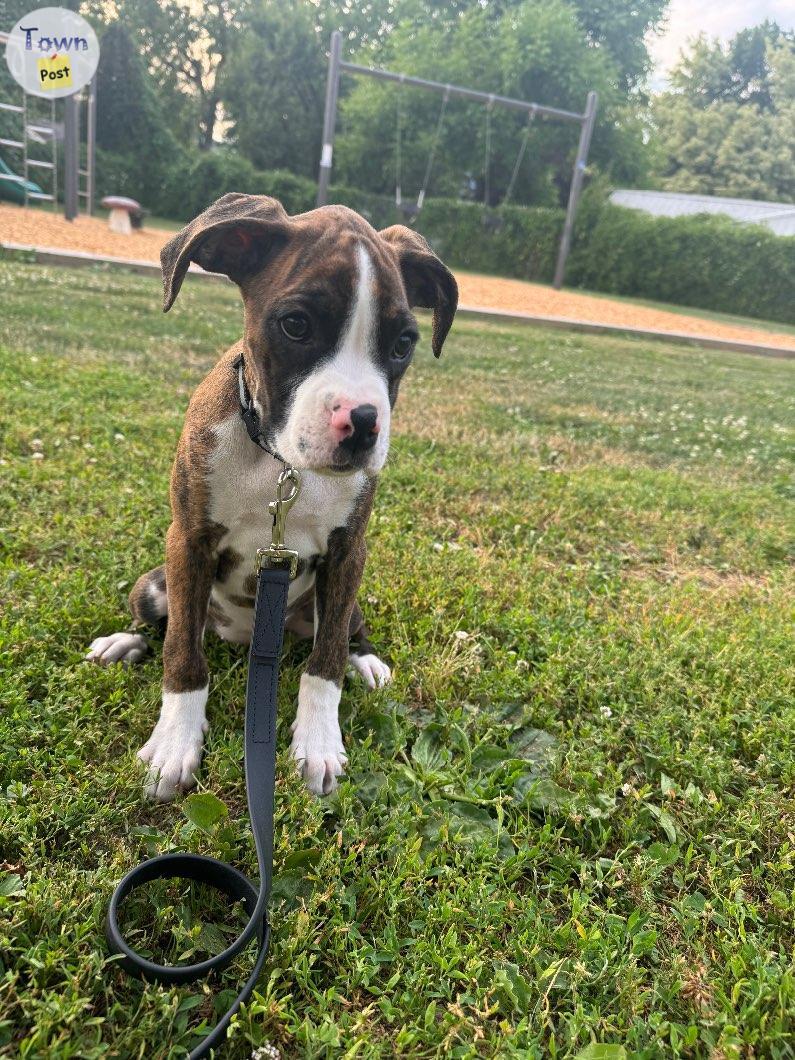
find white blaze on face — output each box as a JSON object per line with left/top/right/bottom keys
{"left": 273, "top": 244, "right": 391, "bottom": 471}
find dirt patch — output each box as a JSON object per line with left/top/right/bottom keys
{"left": 1, "top": 203, "right": 170, "bottom": 262}
{"left": 458, "top": 272, "right": 795, "bottom": 352}
{"left": 2, "top": 203, "right": 794, "bottom": 352}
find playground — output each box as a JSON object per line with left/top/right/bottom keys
{"left": 2, "top": 7, "right": 795, "bottom": 1058}
{"left": 2, "top": 259, "right": 794, "bottom": 1056}
{"left": 2, "top": 201, "right": 795, "bottom": 354}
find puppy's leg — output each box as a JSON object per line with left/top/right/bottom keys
{"left": 291, "top": 491, "right": 374, "bottom": 795}
{"left": 348, "top": 601, "right": 391, "bottom": 689}
{"left": 85, "top": 565, "right": 167, "bottom": 666}
{"left": 137, "top": 526, "right": 214, "bottom": 801}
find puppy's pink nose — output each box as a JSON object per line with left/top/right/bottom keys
{"left": 330, "top": 404, "right": 355, "bottom": 438}
{"left": 330, "top": 402, "right": 380, "bottom": 444}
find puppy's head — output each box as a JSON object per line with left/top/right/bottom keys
{"left": 161, "top": 193, "right": 458, "bottom": 474}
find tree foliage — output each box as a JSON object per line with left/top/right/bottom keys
{"left": 568, "top": 0, "right": 668, "bottom": 90}
{"left": 653, "top": 24, "right": 795, "bottom": 202}
{"left": 85, "top": 0, "right": 251, "bottom": 149}
{"left": 334, "top": 0, "right": 651, "bottom": 208}
{"left": 219, "top": 0, "right": 326, "bottom": 177}
{"left": 72, "top": 0, "right": 663, "bottom": 211}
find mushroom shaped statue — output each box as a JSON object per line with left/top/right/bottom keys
{"left": 100, "top": 195, "right": 142, "bottom": 236}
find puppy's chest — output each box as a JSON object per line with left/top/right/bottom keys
{"left": 206, "top": 424, "right": 366, "bottom": 634}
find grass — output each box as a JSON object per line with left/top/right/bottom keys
{"left": 0, "top": 261, "right": 794, "bottom": 1060}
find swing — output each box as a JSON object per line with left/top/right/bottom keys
{"left": 395, "top": 79, "right": 450, "bottom": 225}
{"left": 482, "top": 102, "right": 537, "bottom": 232}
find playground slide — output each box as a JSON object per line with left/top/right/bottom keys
{"left": 0, "top": 154, "right": 43, "bottom": 205}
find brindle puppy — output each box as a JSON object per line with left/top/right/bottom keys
{"left": 87, "top": 193, "right": 458, "bottom": 800}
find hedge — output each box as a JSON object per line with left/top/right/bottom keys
{"left": 567, "top": 202, "right": 795, "bottom": 326}
{"left": 97, "top": 148, "right": 795, "bottom": 325}
{"left": 111, "top": 149, "right": 563, "bottom": 284}
{"left": 328, "top": 188, "right": 564, "bottom": 284}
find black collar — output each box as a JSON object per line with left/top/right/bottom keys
{"left": 235, "top": 356, "right": 284, "bottom": 464}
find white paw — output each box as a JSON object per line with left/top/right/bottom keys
{"left": 86, "top": 631, "right": 148, "bottom": 666}
{"left": 290, "top": 675, "right": 346, "bottom": 796}
{"left": 349, "top": 652, "right": 392, "bottom": 689}
{"left": 137, "top": 688, "right": 208, "bottom": 801}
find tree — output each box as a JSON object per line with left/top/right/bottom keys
{"left": 652, "top": 23, "right": 795, "bottom": 202}
{"left": 333, "top": 0, "right": 649, "bottom": 208}
{"left": 219, "top": 0, "right": 326, "bottom": 176}
{"left": 95, "top": 22, "right": 173, "bottom": 157}
{"left": 669, "top": 22, "right": 795, "bottom": 110}
{"left": 85, "top": 0, "right": 251, "bottom": 149}
{"left": 568, "top": 0, "right": 668, "bottom": 91}
{"left": 94, "top": 21, "right": 181, "bottom": 207}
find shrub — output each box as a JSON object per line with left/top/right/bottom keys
{"left": 158, "top": 150, "right": 258, "bottom": 221}
{"left": 567, "top": 202, "right": 795, "bottom": 326}
{"left": 326, "top": 191, "right": 565, "bottom": 283}
{"left": 417, "top": 200, "right": 563, "bottom": 282}
{"left": 93, "top": 149, "right": 795, "bottom": 326}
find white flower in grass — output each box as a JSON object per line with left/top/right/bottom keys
{"left": 454, "top": 630, "right": 470, "bottom": 641}
{"left": 114, "top": 432, "right": 125, "bottom": 442}
{"left": 251, "top": 1045, "right": 280, "bottom": 1060}
{"left": 599, "top": 705, "right": 613, "bottom": 718}
{"left": 31, "top": 451, "right": 44, "bottom": 460}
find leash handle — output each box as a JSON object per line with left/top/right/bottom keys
{"left": 105, "top": 563, "right": 292, "bottom": 1059}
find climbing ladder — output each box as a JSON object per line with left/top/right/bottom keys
{"left": 0, "top": 31, "right": 58, "bottom": 208}
{"left": 0, "top": 28, "right": 96, "bottom": 216}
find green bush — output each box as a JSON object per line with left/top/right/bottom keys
{"left": 568, "top": 202, "right": 795, "bottom": 325}
{"left": 95, "top": 147, "right": 174, "bottom": 214}
{"left": 94, "top": 149, "right": 795, "bottom": 326}
{"left": 327, "top": 190, "right": 565, "bottom": 283}
{"left": 417, "top": 200, "right": 563, "bottom": 282}
{"left": 100, "top": 148, "right": 317, "bottom": 222}
{"left": 158, "top": 150, "right": 258, "bottom": 221}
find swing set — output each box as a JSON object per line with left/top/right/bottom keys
{"left": 316, "top": 30, "right": 598, "bottom": 289}
{"left": 394, "top": 85, "right": 536, "bottom": 230}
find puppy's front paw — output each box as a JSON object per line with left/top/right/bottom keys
{"left": 290, "top": 675, "right": 346, "bottom": 796}
{"left": 349, "top": 652, "right": 392, "bottom": 689}
{"left": 86, "top": 631, "right": 148, "bottom": 666}
{"left": 137, "top": 688, "right": 209, "bottom": 801}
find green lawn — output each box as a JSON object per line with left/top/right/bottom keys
{"left": 1, "top": 262, "right": 794, "bottom": 1060}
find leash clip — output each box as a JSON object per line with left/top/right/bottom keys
{"left": 256, "top": 466, "right": 301, "bottom": 578}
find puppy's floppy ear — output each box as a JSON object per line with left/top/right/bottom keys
{"left": 160, "top": 192, "right": 291, "bottom": 311}
{"left": 379, "top": 225, "right": 458, "bottom": 357}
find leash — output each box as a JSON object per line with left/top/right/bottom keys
{"left": 106, "top": 466, "right": 302, "bottom": 1058}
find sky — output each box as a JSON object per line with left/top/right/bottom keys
{"left": 649, "top": 0, "right": 795, "bottom": 87}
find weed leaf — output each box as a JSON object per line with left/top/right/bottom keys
{"left": 183, "top": 793, "right": 228, "bottom": 832}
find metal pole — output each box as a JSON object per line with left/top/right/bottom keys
{"left": 22, "top": 89, "right": 28, "bottom": 209}
{"left": 553, "top": 90, "right": 597, "bottom": 290}
{"left": 339, "top": 59, "right": 583, "bottom": 122}
{"left": 86, "top": 74, "right": 96, "bottom": 215}
{"left": 63, "top": 93, "right": 79, "bottom": 221}
{"left": 51, "top": 98, "right": 58, "bottom": 212}
{"left": 317, "top": 30, "right": 342, "bottom": 207}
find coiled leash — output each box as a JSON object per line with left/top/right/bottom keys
{"left": 106, "top": 467, "right": 302, "bottom": 1058}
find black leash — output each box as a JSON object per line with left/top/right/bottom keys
{"left": 106, "top": 468, "right": 302, "bottom": 1058}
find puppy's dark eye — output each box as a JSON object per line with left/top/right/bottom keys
{"left": 392, "top": 331, "right": 415, "bottom": 360}
{"left": 280, "top": 313, "right": 310, "bottom": 341}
